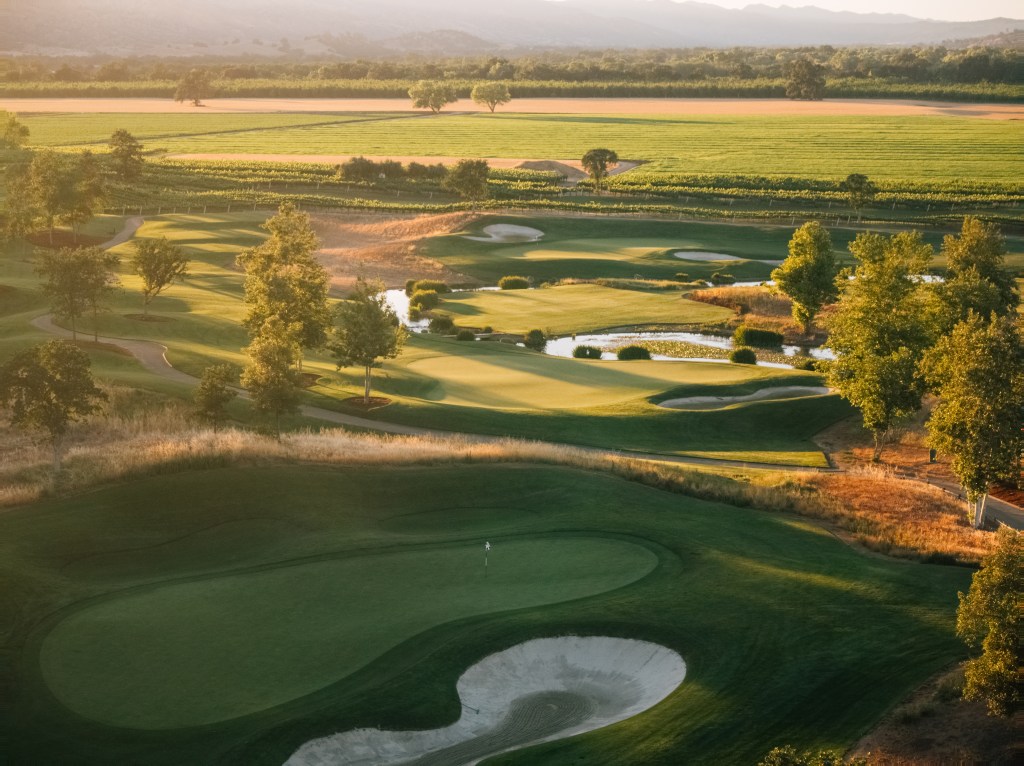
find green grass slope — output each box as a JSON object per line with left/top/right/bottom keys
{"left": 0, "top": 464, "right": 969, "bottom": 765}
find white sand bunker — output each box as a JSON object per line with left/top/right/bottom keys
{"left": 659, "top": 386, "right": 830, "bottom": 411}
{"left": 284, "top": 636, "right": 685, "bottom": 766}
{"left": 465, "top": 225, "right": 544, "bottom": 243}
{"left": 673, "top": 251, "right": 743, "bottom": 262}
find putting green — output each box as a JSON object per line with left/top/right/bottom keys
{"left": 402, "top": 341, "right": 773, "bottom": 410}
{"left": 40, "top": 536, "right": 656, "bottom": 729}
{"left": 437, "top": 283, "right": 731, "bottom": 335}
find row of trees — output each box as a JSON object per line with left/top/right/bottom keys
{"left": 5, "top": 45, "right": 1019, "bottom": 85}
{"left": 772, "top": 216, "right": 1022, "bottom": 528}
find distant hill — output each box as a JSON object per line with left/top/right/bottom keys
{"left": 1, "top": 0, "right": 1021, "bottom": 55}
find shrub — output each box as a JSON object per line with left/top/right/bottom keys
{"left": 792, "top": 357, "right": 818, "bottom": 371}
{"left": 412, "top": 279, "right": 450, "bottom": 294}
{"left": 730, "top": 347, "right": 757, "bottom": 364}
{"left": 616, "top": 345, "right": 651, "bottom": 360}
{"left": 409, "top": 289, "right": 440, "bottom": 310}
{"left": 734, "top": 325, "right": 784, "bottom": 348}
{"left": 404, "top": 278, "right": 418, "bottom": 296}
{"left": 481, "top": 325, "right": 493, "bottom": 334}
{"left": 455, "top": 329, "right": 475, "bottom": 341}
{"left": 523, "top": 329, "right": 547, "bottom": 351}
{"left": 408, "top": 305, "right": 422, "bottom": 321}
{"left": 428, "top": 315, "right": 454, "bottom": 334}
{"left": 710, "top": 271, "right": 736, "bottom": 285}
{"left": 573, "top": 345, "right": 604, "bottom": 359}
{"left": 499, "top": 275, "right": 531, "bottom": 290}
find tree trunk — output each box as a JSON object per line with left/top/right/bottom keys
{"left": 274, "top": 410, "right": 281, "bottom": 441}
{"left": 872, "top": 430, "right": 885, "bottom": 462}
{"left": 52, "top": 435, "right": 63, "bottom": 475}
{"left": 143, "top": 295, "right": 149, "bottom": 316}
{"left": 972, "top": 493, "right": 989, "bottom": 529}
{"left": 364, "top": 365, "right": 372, "bottom": 405}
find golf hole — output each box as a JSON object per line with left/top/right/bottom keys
{"left": 285, "top": 636, "right": 686, "bottom": 766}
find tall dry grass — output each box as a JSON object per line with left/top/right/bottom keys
{"left": 0, "top": 386, "right": 995, "bottom": 563}
{"left": 691, "top": 286, "right": 792, "bottom": 317}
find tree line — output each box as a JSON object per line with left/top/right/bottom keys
{"left": 2, "top": 45, "right": 1019, "bottom": 86}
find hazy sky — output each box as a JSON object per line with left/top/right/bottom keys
{"left": 692, "top": 1, "right": 1022, "bottom": 22}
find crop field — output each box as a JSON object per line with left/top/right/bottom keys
{"left": 19, "top": 111, "right": 1024, "bottom": 182}
{"left": 435, "top": 284, "right": 733, "bottom": 334}
{"left": 0, "top": 463, "right": 970, "bottom": 765}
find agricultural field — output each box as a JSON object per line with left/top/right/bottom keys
{"left": 0, "top": 462, "right": 970, "bottom": 765}
{"left": 18, "top": 111, "right": 1024, "bottom": 183}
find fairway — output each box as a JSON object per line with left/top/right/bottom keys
{"left": 436, "top": 284, "right": 732, "bottom": 334}
{"left": 1, "top": 464, "right": 970, "bottom": 765}
{"left": 19, "top": 110, "right": 1023, "bottom": 182}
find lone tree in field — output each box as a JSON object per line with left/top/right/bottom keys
{"left": 175, "top": 69, "right": 214, "bottom": 106}
{"left": 131, "top": 237, "right": 189, "bottom": 316}
{"left": 331, "top": 277, "right": 407, "bottom": 406}
{"left": 408, "top": 80, "right": 458, "bottom": 113}
{"left": 0, "top": 340, "right": 106, "bottom": 473}
{"left": 108, "top": 129, "right": 144, "bottom": 181}
{"left": 442, "top": 159, "right": 490, "bottom": 202}
{"left": 238, "top": 202, "right": 332, "bottom": 370}
{"left": 193, "top": 364, "right": 238, "bottom": 431}
{"left": 471, "top": 82, "right": 512, "bottom": 112}
{"left": 840, "top": 173, "right": 876, "bottom": 220}
{"left": 826, "top": 230, "right": 934, "bottom": 460}
{"left": 921, "top": 314, "right": 1024, "bottom": 528}
{"left": 933, "top": 216, "right": 1019, "bottom": 333}
{"left": 37, "top": 246, "right": 110, "bottom": 340}
{"left": 582, "top": 148, "right": 618, "bottom": 193}
{"left": 0, "top": 110, "right": 29, "bottom": 150}
{"left": 785, "top": 56, "right": 826, "bottom": 100}
{"left": 241, "top": 317, "right": 302, "bottom": 439}
{"left": 956, "top": 526, "right": 1022, "bottom": 716}
{"left": 771, "top": 221, "right": 838, "bottom": 334}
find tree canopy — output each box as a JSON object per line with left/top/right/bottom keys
{"left": 581, "top": 148, "right": 619, "bottom": 192}
{"left": 240, "top": 317, "right": 302, "bottom": 438}
{"left": 109, "top": 129, "right": 144, "bottom": 181}
{"left": 441, "top": 159, "right": 490, "bottom": 202}
{"left": 0, "top": 110, "right": 29, "bottom": 150}
{"left": 0, "top": 340, "right": 106, "bottom": 471}
{"left": 37, "top": 246, "right": 117, "bottom": 340}
{"left": 840, "top": 173, "right": 876, "bottom": 217}
{"left": 174, "top": 69, "right": 214, "bottom": 106}
{"left": 785, "top": 57, "right": 826, "bottom": 100}
{"left": 193, "top": 364, "right": 238, "bottom": 431}
{"left": 331, "top": 277, "right": 407, "bottom": 405}
{"left": 470, "top": 82, "right": 512, "bottom": 112}
{"left": 771, "top": 221, "right": 838, "bottom": 334}
{"left": 132, "top": 237, "right": 190, "bottom": 315}
{"left": 825, "top": 230, "right": 934, "bottom": 459}
{"left": 408, "top": 80, "right": 458, "bottom": 113}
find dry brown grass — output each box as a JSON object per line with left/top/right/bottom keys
{"left": 690, "top": 286, "right": 833, "bottom": 342}
{"left": 312, "top": 211, "right": 480, "bottom": 292}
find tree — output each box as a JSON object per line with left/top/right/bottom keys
{"left": 28, "top": 149, "right": 74, "bottom": 244}
{"left": 193, "top": 364, "right": 238, "bottom": 431}
{"left": 939, "top": 216, "right": 1018, "bottom": 319}
{"left": 240, "top": 317, "right": 302, "bottom": 438}
{"left": 36, "top": 247, "right": 93, "bottom": 340}
{"left": 331, "top": 277, "right": 407, "bottom": 405}
{"left": 1, "top": 166, "right": 39, "bottom": 247}
{"left": 237, "top": 203, "right": 332, "bottom": 368}
{"left": 0, "top": 340, "right": 106, "bottom": 472}
{"left": 108, "top": 129, "right": 144, "bottom": 181}
{"left": 408, "top": 80, "right": 458, "bottom": 113}
{"left": 0, "top": 110, "right": 29, "bottom": 150}
{"left": 921, "top": 314, "right": 1024, "bottom": 528}
{"left": 131, "top": 237, "right": 189, "bottom": 315}
{"left": 441, "top": 159, "right": 490, "bottom": 202}
{"left": 174, "top": 69, "right": 214, "bottom": 106}
{"left": 956, "top": 527, "right": 1022, "bottom": 716}
{"left": 785, "top": 57, "right": 826, "bottom": 100}
{"left": 771, "top": 221, "right": 838, "bottom": 334}
{"left": 471, "top": 82, "right": 512, "bottom": 112}
{"left": 581, "top": 148, "right": 619, "bottom": 193}
{"left": 826, "top": 231, "right": 934, "bottom": 460}
{"left": 840, "top": 173, "right": 876, "bottom": 219}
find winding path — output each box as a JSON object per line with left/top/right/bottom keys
{"left": 33, "top": 218, "right": 1024, "bottom": 529}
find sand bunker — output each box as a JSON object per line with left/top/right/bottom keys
{"left": 673, "top": 251, "right": 742, "bottom": 262}
{"left": 284, "top": 636, "right": 685, "bottom": 766}
{"left": 659, "top": 386, "right": 830, "bottom": 411}
{"left": 465, "top": 225, "right": 544, "bottom": 243}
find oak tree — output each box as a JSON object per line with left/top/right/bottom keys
{"left": 771, "top": 221, "right": 838, "bottom": 334}
{"left": 581, "top": 148, "right": 619, "bottom": 192}
{"left": 108, "top": 129, "right": 145, "bottom": 181}
{"left": 408, "top": 80, "right": 458, "bottom": 113}
{"left": 471, "top": 82, "right": 512, "bottom": 112}
{"left": 131, "top": 237, "right": 189, "bottom": 315}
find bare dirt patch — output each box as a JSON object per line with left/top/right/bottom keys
{"left": 851, "top": 665, "right": 1022, "bottom": 765}
{"left": 5, "top": 98, "right": 1022, "bottom": 119}
{"left": 311, "top": 211, "right": 480, "bottom": 292}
